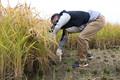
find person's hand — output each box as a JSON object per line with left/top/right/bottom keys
{"left": 56, "top": 48, "right": 63, "bottom": 62}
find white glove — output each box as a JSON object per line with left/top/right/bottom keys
{"left": 56, "top": 48, "right": 63, "bottom": 62}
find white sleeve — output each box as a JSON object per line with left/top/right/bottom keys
{"left": 88, "top": 10, "right": 101, "bottom": 21}
{"left": 53, "top": 13, "right": 71, "bottom": 35}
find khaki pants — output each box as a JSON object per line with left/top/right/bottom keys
{"left": 78, "top": 15, "right": 105, "bottom": 61}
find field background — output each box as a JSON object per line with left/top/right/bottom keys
{"left": 0, "top": 3, "right": 120, "bottom": 80}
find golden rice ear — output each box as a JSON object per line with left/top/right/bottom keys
{"left": 28, "top": 28, "right": 40, "bottom": 39}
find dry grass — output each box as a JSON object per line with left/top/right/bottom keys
{"left": 0, "top": 4, "right": 57, "bottom": 80}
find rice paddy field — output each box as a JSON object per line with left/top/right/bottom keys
{"left": 0, "top": 4, "right": 120, "bottom": 80}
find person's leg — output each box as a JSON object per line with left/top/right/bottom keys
{"left": 78, "top": 15, "right": 105, "bottom": 65}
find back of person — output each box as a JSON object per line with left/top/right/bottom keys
{"left": 60, "top": 10, "right": 90, "bottom": 28}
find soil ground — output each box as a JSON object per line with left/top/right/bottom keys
{"left": 44, "top": 48, "right": 120, "bottom": 80}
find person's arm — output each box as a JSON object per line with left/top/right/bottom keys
{"left": 56, "top": 29, "right": 68, "bottom": 61}
{"left": 52, "top": 13, "right": 71, "bottom": 36}
{"left": 58, "top": 29, "right": 68, "bottom": 49}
